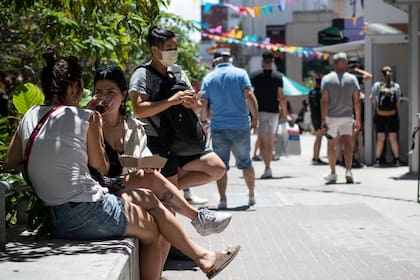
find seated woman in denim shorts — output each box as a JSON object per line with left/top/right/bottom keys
{"left": 3, "top": 46, "right": 240, "bottom": 280}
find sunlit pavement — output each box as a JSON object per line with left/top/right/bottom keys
{"left": 163, "top": 133, "right": 420, "bottom": 280}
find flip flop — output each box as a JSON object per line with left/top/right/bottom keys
{"left": 206, "top": 245, "right": 241, "bottom": 279}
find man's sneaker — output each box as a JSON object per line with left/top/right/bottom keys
{"left": 312, "top": 158, "right": 327, "bottom": 165}
{"left": 352, "top": 160, "right": 364, "bottom": 169}
{"left": 394, "top": 159, "right": 401, "bottom": 167}
{"left": 252, "top": 155, "right": 262, "bottom": 161}
{"left": 248, "top": 196, "right": 256, "bottom": 206}
{"left": 217, "top": 200, "right": 227, "bottom": 209}
{"left": 345, "top": 169, "right": 354, "bottom": 184}
{"left": 191, "top": 208, "right": 232, "bottom": 236}
{"left": 323, "top": 172, "right": 337, "bottom": 183}
{"left": 184, "top": 190, "right": 208, "bottom": 205}
{"left": 260, "top": 168, "right": 273, "bottom": 179}
{"left": 373, "top": 159, "right": 381, "bottom": 167}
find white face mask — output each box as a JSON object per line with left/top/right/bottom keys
{"left": 160, "top": 50, "right": 178, "bottom": 67}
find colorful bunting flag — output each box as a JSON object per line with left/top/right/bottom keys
{"left": 201, "top": 32, "right": 329, "bottom": 61}
{"left": 200, "top": 0, "right": 295, "bottom": 17}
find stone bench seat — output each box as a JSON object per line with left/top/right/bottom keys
{"left": 0, "top": 238, "right": 139, "bottom": 280}
{"left": 0, "top": 181, "right": 140, "bottom": 280}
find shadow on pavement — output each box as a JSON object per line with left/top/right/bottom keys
{"left": 207, "top": 205, "right": 255, "bottom": 212}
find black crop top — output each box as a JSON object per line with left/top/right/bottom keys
{"left": 105, "top": 140, "right": 123, "bottom": 177}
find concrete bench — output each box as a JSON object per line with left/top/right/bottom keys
{"left": 0, "top": 182, "right": 140, "bottom": 280}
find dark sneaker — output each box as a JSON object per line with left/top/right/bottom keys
{"left": 373, "top": 159, "right": 381, "bottom": 167}
{"left": 252, "top": 155, "right": 262, "bottom": 161}
{"left": 352, "top": 160, "right": 364, "bottom": 169}
{"left": 312, "top": 158, "right": 327, "bottom": 165}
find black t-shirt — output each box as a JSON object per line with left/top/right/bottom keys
{"left": 308, "top": 87, "right": 321, "bottom": 120}
{"left": 250, "top": 69, "right": 283, "bottom": 113}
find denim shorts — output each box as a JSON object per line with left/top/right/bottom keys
{"left": 49, "top": 193, "right": 128, "bottom": 240}
{"left": 211, "top": 128, "right": 253, "bottom": 170}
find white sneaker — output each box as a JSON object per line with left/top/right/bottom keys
{"left": 217, "top": 200, "right": 227, "bottom": 209}
{"left": 323, "top": 172, "right": 337, "bottom": 183}
{"left": 184, "top": 190, "right": 208, "bottom": 205}
{"left": 191, "top": 208, "right": 232, "bottom": 236}
{"left": 345, "top": 169, "right": 354, "bottom": 184}
{"left": 260, "top": 167, "right": 273, "bottom": 179}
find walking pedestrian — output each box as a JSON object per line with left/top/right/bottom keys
{"left": 347, "top": 57, "right": 372, "bottom": 168}
{"left": 308, "top": 73, "right": 327, "bottom": 165}
{"left": 250, "top": 50, "right": 287, "bottom": 178}
{"left": 128, "top": 26, "right": 225, "bottom": 201}
{"left": 200, "top": 50, "right": 259, "bottom": 208}
{"left": 370, "top": 65, "right": 401, "bottom": 166}
{"left": 321, "top": 52, "right": 361, "bottom": 183}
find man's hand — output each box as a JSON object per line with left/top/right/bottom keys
{"left": 353, "top": 120, "right": 361, "bottom": 132}
{"left": 251, "top": 118, "right": 258, "bottom": 130}
{"left": 321, "top": 120, "right": 329, "bottom": 133}
{"left": 168, "top": 89, "right": 195, "bottom": 105}
{"left": 181, "top": 91, "right": 202, "bottom": 109}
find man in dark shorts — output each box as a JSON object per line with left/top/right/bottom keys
{"left": 129, "top": 26, "right": 229, "bottom": 206}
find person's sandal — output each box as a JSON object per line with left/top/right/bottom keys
{"left": 206, "top": 245, "right": 241, "bottom": 279}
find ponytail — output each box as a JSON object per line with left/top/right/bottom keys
{"left": 381, "top": 66, "right": 393, "bottom": 87}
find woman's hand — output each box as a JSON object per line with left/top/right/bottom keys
{"left": 143, "top": 168, "right": 160, "bottom": 174}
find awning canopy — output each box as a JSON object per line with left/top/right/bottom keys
{"left": 282, "top": 74, "right": 310, "bottom": 96}
{"left": 318, "top": 25, "right": 349, "bottom": 45}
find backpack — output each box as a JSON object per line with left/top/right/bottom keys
{"left": 136, "top": 64, "right": 206, "bottom": 156}
{"left": 377, "top": 83, "right": 397, "bottom": 111}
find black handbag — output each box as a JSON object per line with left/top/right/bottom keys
{"left": 88, "top": 166, "right": 125, "bottom": 194}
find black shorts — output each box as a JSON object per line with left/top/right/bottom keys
{"left": 147, "top": 136, "right": 212, "bottom": 177}
{"left": 311, "top": 116, "right": 322, "bottom": 130}
{"left": 374, "top": 114, "right": 399, "bottom": 133}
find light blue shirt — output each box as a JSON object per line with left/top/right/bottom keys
{"left": 201, "top": 63, "right": 252, "bottom": 129}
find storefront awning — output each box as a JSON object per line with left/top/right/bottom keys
{"left": 318, "top": 26, "right": 349, "bottom": 45}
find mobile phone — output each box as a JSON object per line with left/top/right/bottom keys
{"left": 324, "top": 133, "right": 333, "bottom": 140}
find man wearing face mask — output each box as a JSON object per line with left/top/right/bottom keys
{"left": 129, "top": 26, "right": 228, "bottom": 209}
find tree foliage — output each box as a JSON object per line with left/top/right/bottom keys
{"left": 0, "top": 0, "right": 208, "bottom": 88}
{"left": 0, "top": 0, "right": 211, "bottom": 230}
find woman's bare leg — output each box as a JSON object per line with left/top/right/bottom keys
{"left": 388, "top": 132, "right": 399, "bottom": 159}
{"left": 123, "top": 200, "right": 162, "bottom": 280}
{"left": 375, "top": 132, "right": 386, "bottom": 159}
{"left": 124, "top": 170, "right": 197, "bottom": 220}
{"left": 121, "top": 189, "right": 217, "bottom": 272}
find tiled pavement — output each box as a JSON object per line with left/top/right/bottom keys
{"left": 163, "top": 133, "right": 420, "bottom": 280}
